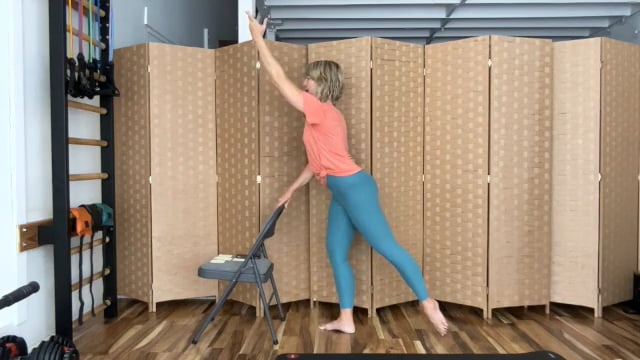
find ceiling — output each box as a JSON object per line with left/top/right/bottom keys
{"left": 260, "top": 0, "right": 640, "bottom": 44}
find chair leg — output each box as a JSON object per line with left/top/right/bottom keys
{"left": 256, "top": 281, "right": 279, "bottom": 345}
{"left": 255, "top": 276, "right": 279, "bottom": 345}
{"left": 191, "top": 281, "right": 238, "bottom": 344}
{"left": 269, "top": 273, "right": 286, "bottom": 321}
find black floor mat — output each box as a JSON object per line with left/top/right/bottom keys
{"left": 275, "top": 351, "right": 565, "bottom": 360}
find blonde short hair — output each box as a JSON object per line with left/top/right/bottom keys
{"left": 305, "top": 60, "right": 343, "bottom": 103}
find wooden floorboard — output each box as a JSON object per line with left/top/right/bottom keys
{"left": 73, "top": 299, "right": 640, "bottom": 360}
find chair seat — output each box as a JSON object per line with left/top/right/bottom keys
{"left": 198, "top": 258, "right": 274, "bottom": 283}
{"left": 191, "top": 204, "right": 286, "bottom": 346}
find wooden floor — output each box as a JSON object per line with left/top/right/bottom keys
{"left": 73, "top": 299, "right": 640, "bottom": 360}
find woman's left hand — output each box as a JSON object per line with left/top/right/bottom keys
{"left": 245, "top": 11, "right": 267, "bottom": 40}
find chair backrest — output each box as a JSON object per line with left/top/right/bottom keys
{"left": 245, "top": 204, "right": 286, "bottom": 259}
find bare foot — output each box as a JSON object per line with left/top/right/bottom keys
{"left": 319, "top": 319, "right": 355, "bottom": 334}
{"left": 421, "top": 298, "right": 448, "bottom": 336}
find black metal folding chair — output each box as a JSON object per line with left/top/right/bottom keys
{"left": 191, "top": 204, "right": 287, "bottom": 345}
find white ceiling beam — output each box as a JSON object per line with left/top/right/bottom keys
{"left": 272, "top": 17, "right": 614, "bottom": 31}
{"left": 274, "top": 19, "right": 443, "bottom": 30}
{"left": 280, "top": 37, "right": 428, "bottom": 45}
{"left": 447, "top": 17, "right": 611, "bottom": 28}
{"left": 276, "top": 27, "right": 590, "bottom": 39}
{"left": 452, "top": 4, "right": 633, "bottom": 17}
{"left": 467, "top": 0, "right": 639, "bottom": 3}
{"left": 434, "top": 27, "right": 591, "bottom": 37}
{"left": 267, "top": 0, "right": 457, "bottom": 5}
{"left": 277, "top": 28, "right": 433, "bottom": 38}
{"left": 425, "top": 36, "right": 582, "bottom": 44}
{"left": 269, "top": 4, "right": 632, "bottom": 19}
{"left": 265, "top": 1, "right": 639, "bottom": 44}
{"left": 269, "top": 5, "right": 449, "bottom": 19}
{"left": 267, "top": 0, "right": 639, "bottom": 4}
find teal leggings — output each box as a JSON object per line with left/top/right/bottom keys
{"left": 326, "top": 171, "right": 429, "bottom": 309}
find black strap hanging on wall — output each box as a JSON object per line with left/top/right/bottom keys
{"left": 69, "top": 207, "right": 93, "bottom": 325}
{"left": 80, "top": 204, "right": 103, "bottom": 317}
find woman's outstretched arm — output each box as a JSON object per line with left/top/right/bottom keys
{"left": 277, "top": 164, "right": 314, "bottom": 207}
{"left": 246, "top": 12, "right": 304, "bottom": 112}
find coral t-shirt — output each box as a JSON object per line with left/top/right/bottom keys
{"left": 302, "top": 92, "right": 361, "bottom": 185}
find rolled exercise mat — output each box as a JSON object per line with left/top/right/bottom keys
{"left": 275, "top": 352, "right": 565, "bottom": 360}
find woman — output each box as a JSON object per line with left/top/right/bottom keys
{"left": 246, "top": 12, "right": 448, "bottom": 336}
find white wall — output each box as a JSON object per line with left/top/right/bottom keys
{"left": 1, "top": 0, "right": 244, "bottom": 349}
{"left": 0, "top": 0, "right": 56, "bottom": 348}
{"left": 238, "top": 0, "right": 255, "bottom": 43}
{"left": 112, "top": 0, "right": 149, "bottom": 48}
{"left": 113, "top": 0, "right": 237, "bottom": 49}
{"left": 0, "top": 0, "right": 19, "bottom": 331}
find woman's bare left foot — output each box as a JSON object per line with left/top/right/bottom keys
{"left": 319, "top": 319, "right": 355, "bottom": 334}
{"left": 421, "top": 298, "right": 448, "bottom": 336}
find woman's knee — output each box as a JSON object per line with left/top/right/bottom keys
{"left": 373, "top": 242, "right": 412, "bottom": 264}
{"left": 327, "top": 250, "right": 350, "bottom": 266}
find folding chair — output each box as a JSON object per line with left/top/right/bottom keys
{"left": 191, "top": 204, "right": 287, "bottom": 345}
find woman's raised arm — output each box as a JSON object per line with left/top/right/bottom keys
{"left": 246, "top": 12, "right": 304, "bottom": 112}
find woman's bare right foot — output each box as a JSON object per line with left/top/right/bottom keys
{"left": 319, "top": 309, "right": 356, "bottom": 334}
{"left": 421, "top": 298, "right": 449, "bottom": 336}
{"left": 319, "top": 319, "right": 355, "bottom": 334}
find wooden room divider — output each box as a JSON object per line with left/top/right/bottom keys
{"left": 307, "top": 38, "right": 374, "bottom": 314}
{"left": 552, "top": 37, "right": 640, "bottom": 316}
{"left": 371, "top": 39, "right": 425, "bottom": 311}
{"left": 424, "top": 36, "right": 553, "bottom": 318}
{"left": 114, "top": 43, "right": 218, "bottom": 311}
{"left": 216, "top": 40, "right": 310, "bottom": 312}
{"left": 308, "top": 37, "right": 426, "bottom": 314}
{"left": 115, "top": 40, "right": 309, "bottom": 313}
{"left": 215, "top": 41, "right": 261, "bottom": 309}
{"left": 424, "top": 36, "right": 490, "bottom": 316}
{"left": 113, "top": 36, "right": 639, "bottom": 319}
{"left": 258, "top": 42, "right": 311, "bottom": 306}
{"left": 488, "top": 36, "right": 553, "bottom": 315}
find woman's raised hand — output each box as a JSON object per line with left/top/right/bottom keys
{"left": 245, "top": 11, "right": 267, "bottom": 40}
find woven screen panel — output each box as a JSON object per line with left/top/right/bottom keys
{"left": 148, "top": 44, "right": 218, "bottom": 305}
{"left": 216, "top": 42, "right": 260, "bottom": 307}
{"left": 113, "top": 44, "right": 153, "bottom": 304}
{"left": 424, "top": 37, "right": 490, "bottom": 312}
{"left": 259, "top": 41, "right": 310, "bottom": 303}
{"left": 308, "top": 38, "right": 373, "bottom": 311}
{"left": 371, "top": 38, "right": 424, "bottom": 310}
{"left": 600, "top": 38, "right": 640, "bottom": 308}
{"left": 489, "top": 36, "right": 552, "bottom": 311}
{"left": 550, "top": 39, "right": 600, "bottom": 310}
{"left": 638, "top": 45, "right": 640, "bottom": 277}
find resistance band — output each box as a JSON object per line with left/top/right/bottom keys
{"left": 95, "top": 0, "right": 101, "bottom": 62}
{"left": 77, "top": 0, "right": 83, "bottom": 56}
{"left": 86, "top": 0, "right": 98, "bottom": 99}
{"left": 66, "top": 0, "right": 77, "bottom": 95}
{"left": 76, "top": 0, "right": 91, "bottom": 97}
{"left": 68, "top": 0, "right": 73, "bottom": 56}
